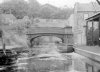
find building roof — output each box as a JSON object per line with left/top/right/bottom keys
{"left": 74, "top": 2, "right": 100, "bottom": 12}
{"left": 86, "top": 13, "right": 100, "bottom": 21}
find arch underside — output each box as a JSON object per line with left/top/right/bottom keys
{"left": 27, "top": 33, "right": 73, "bottom": 47}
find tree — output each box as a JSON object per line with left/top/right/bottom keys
{"left": 37, "top": 4, "right": 73, "bottom": 19}
{"left": 38, "top": 4, "right": 58, "bottom": 19}
{"left": 27, "top": 0, "right": 41, "bottom": 18}
{"left": 0, "top": 0, "right": 73, "bottom": 19}
{"left": 0, "top": 0, "right": 29, "bottom": 19}
{"left": 52, "top": 8, "right": 73, "bottom": 19}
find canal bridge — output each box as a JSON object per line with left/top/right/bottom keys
{"left": 26, "top": 27, "right": 73, "bottom": 47}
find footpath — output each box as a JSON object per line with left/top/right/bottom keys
{"left": 74, "top": 45, "right": 100, "bottom": 63}
{"left": 75, "top": 45, "right": 100, "bottom": 54}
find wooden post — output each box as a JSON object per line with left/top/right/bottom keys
{"left": 92, "top": 21, "right": 94, "bottom": 46}
{"left": 86, "top": 21, "right": 88, "bottom": 45}
{"left": 0, "top": 30, "right": 6, "bottom": 54}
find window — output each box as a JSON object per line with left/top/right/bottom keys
{"left": 84, "top": 14, "right": 89, "bottom": 20}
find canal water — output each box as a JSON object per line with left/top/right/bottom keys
{"left": 0, "top": 44, "right": 87, "bottom": 72}
{"left": 16, "top": 43, "right": 87, "bottom": 72}
{"left": 16, "top": 53, "right": 87, "bottom": 72}
{"left": 0, "top": 53, "right": 87, "bottom": 72}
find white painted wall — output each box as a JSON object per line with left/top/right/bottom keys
{"left": 68, "top": 13, "right": 87, "bottom": 46}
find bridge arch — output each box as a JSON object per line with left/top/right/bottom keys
{"left": 30, "top": 35, "right": 64, "bottom": 43}
{"left": 29, "top": 34, "right": 65, "bottom": 47}
{"left": 26, "top": 27, "right": 73, "bottom": 47}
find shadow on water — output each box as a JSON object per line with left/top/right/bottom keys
{"left": 0, "top": 51, "right": 87, "bottom": 72}
{"left": 0, "top": 44, "right": 85, "bottom": 72}
{"left": 0, "top": 50, "right": 18, "bottom": 72}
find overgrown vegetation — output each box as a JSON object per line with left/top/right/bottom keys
{"left": 0, "top": 0, "right": 73, "bottom": 19}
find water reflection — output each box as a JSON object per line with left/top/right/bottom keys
{"left": 0, "top": 43, "right": 86, "bottom": 72}
{"left": 0, "top": 49, "right": 18, "bottom": 72}
{"left": 16, "top": 43, "right": 73, "bottom": 72}
{"left": 0, "top": 51, "right": 87, "bottom": 72}
{"left": 16, "top": 53, "right": 87, "bottom": 72}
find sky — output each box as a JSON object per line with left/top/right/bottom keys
{"left": 37, "top": 0, "right": 96, "bottom": 8}
{"left": 0, "top": 0, "right": 96, "bottom": 8}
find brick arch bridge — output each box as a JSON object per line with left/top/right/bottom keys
{"left": 26, "top": 27, "right": 73, "bottom": 47}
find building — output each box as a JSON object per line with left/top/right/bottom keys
{"left": 68, "top": 2, "right": 100, "bottom": 45}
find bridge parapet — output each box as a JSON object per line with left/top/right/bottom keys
{"left": 26, "top": 27, "right": 73, "bottom": 35}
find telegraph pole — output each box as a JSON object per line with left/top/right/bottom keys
{"left": 96, "top": 0, "right": 100, "bottom": 45}
{"left": 96, "top": 0, "right": 100, "bottom": 5}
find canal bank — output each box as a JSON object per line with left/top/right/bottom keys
{"left": 75, "top": 46, "right": 100, "bottom": 72}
